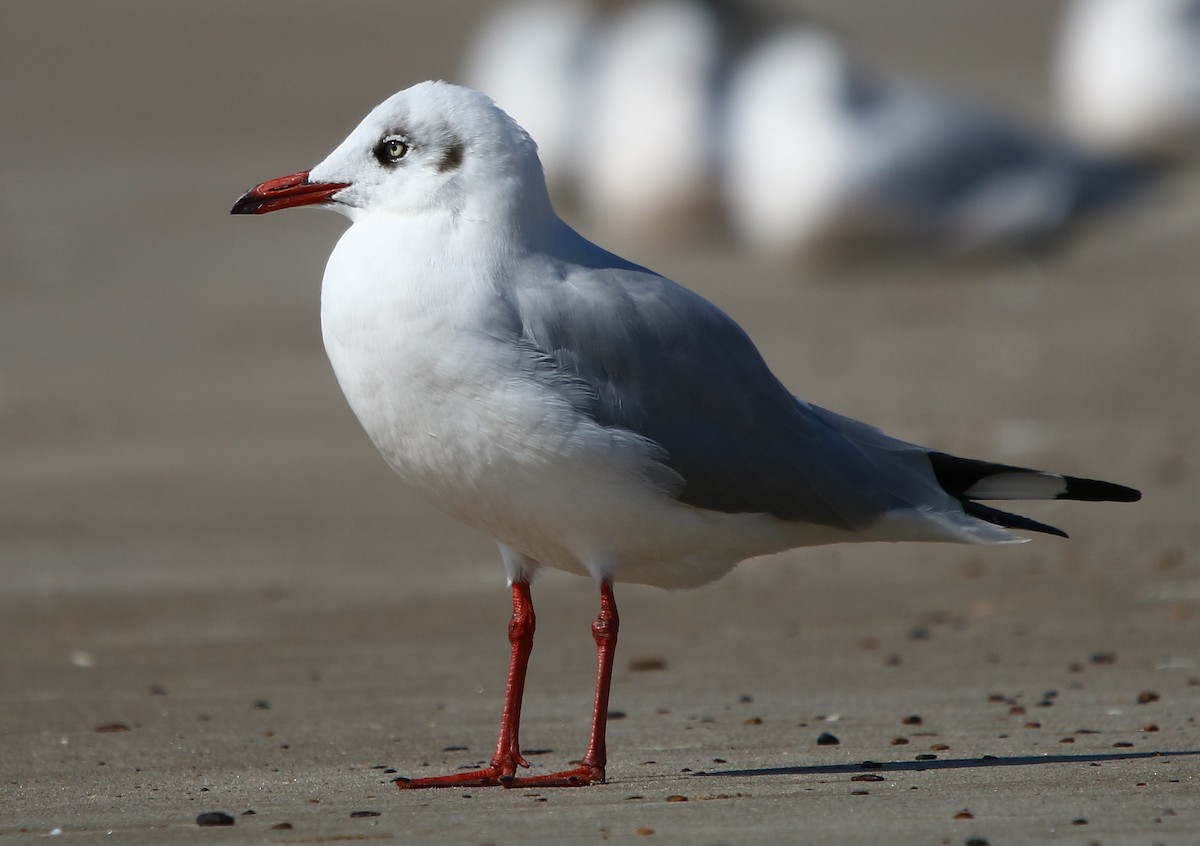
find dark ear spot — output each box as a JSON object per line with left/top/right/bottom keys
{"left": 437, "top": 139, "right": 465, "bottom": 173}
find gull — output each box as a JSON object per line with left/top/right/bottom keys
{"left": 231, "top": 81, "right": 1140, "bottom": 788}
{"left": 724, "top": 28, "right": 1143, "bottom": 260}
{"left": 1056, "top": 0, "right": 1200, "bottom": 159}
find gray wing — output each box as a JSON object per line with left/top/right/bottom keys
{"left": 494, "top": 251, "right": 950, "bottom": 531}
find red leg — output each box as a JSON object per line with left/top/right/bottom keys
{"left": 396, "top": 579, "right": 536, "bottom": 788}
{"left": 396, "top": 580, "right": 619, "bottom": 789}
{"left": 504, "top": 579, "right": 618, "bottom": 787}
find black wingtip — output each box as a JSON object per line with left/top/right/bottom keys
{"left": 961, "top": 500, "right": 1069, "bottom": 539}
{"left": 1060, "top": 476, "right": 1141, "bottom": 503}
{"left": 928, "top": 451, "right": 1141, "bottom": 504}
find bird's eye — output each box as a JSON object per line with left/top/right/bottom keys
{"left": 375, "top": 136, "right": 409, "bottom": 165}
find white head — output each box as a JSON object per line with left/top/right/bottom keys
{"left": 232, "top": 81, "right": 552, "bottom": 224}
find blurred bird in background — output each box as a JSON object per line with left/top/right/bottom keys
{"left": 723, "top": 26, "right": 1145, "bottom": 261}
{"left": 467, "top": 0, "right": 751, "bottom": 241}
{"left": 462, "top": 0, "right": 597, "bottom": 193}
{"left": 572, "top": 0, "right": 725, "bottom": 240}
{"left": 1056, "top": 0, "right": 1200, "bottom": 161}
{"left": 465, "top": 0, "right": 1174, "bottom": 265}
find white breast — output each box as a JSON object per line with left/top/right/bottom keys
{"left": 321, "top": 221, "right": 578, "bottom": 499}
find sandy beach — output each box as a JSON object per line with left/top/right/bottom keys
{"left": 1, "top": 2, "right": 1197, "bottom": 842}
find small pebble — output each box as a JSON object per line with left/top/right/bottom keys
{"left": 629, "top": 657, "right": 667, "bottom": 672}
{"left": 94, "top": 723, "right": 130, "bottom": 733}
{"left": 350, "top": 810, "right": 380, "bottom": 818}
{"left": 743, "top": 717, "right": 762, "bottom": 726}
{"left": 954, "top": 810, "right": 974, "bottom": 820}
{"left": 901, "top": 715, "right": 923, "bottom": 726}
{"left": 196, "top": 812, "right": 235, "bottom": 827}
{"left": 253, "top": 699, "right": 271, "bottom": 710}
{"left": 852, "top": 774, "right": 884, "bottom": 782}
{"left": 665, "top": 795, "right": 687, "bottom": 802}
{"left": 636, "top": 827, "right": 654, "bottom": 835}
{"left": 816, "top": 732, "right": 839, "bottom": 746}
{"left": 1090, "top": 652, "right": 1116, "bottom": 665}
{"left": 1137, "top": 691, "right": 1160, "bottom": 704}
{"left": 891, "top": 737, "right": 909, "bottom": 745}
{"left": 271, "top": 823, "right": 293, "bottom": 830}
{"left": 69, "top": 650, "right": 95, "bottom": 668}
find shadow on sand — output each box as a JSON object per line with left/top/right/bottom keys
{"left": 696, "top": 749, "right": 1199, "bottom": 779}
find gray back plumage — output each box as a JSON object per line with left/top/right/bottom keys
{"left": 492, "top": 242, "right": 953, "bottom": 531}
